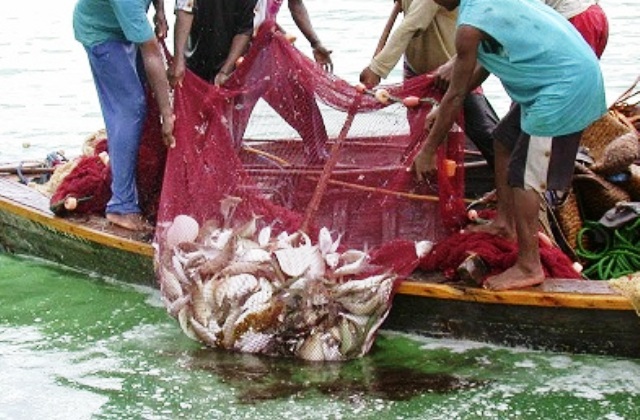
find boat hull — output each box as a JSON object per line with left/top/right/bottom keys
{"left": 386, "top": 291, "right": 640, "bottom": 358}
{"left": 1, "top": 177, "right": 639, "bottom": 358}
{"left": 0, "top": 177, "right": 155, "bottom": 285}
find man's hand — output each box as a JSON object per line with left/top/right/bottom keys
{"left": 424, "top": 105, "right": 439, "bottom": 131}
{"left": 312, "top": 43, "right": 333, "bottom": 73}
{"left": 410, "top": 146, "right": 437, "bottom": 182}
{"left": 161, "top": 114, "right": 176, "bottom": 149}
{"left": 410, "top": 106, "right": 440, "bottom": 181}
{"left": 167, "top": 58, "right": 186, "bottom": 88}
{"left": 433, "top": 57, "right": 455, "bottom": 92}
{"left": 214, "top": 71, "right": 231, "bottom": 86}
{"left": 153, "top": 12, "right": 168, "bottom": 39}
{"left": 359, "top": 67, "right": 381, "bottom": 88}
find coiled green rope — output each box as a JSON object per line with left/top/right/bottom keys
{"left": 575, "top": 218, "right": 640, "bottom": 280}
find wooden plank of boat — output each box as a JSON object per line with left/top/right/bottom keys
{"left": 0, "top": 176, "right": 155, "bottom": 285}
{"left": 1, "top": 175, "right": 639, "bottom": 357}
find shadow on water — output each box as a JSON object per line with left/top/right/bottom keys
{"left": 185, "top": 344, "right": 489, "bottom": 404}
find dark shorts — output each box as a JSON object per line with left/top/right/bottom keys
{"left": 493, "top": 104, "right": 582, "bottom": 193}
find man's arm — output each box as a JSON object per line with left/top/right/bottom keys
{"left": 140, "top": 38, "right": 176, "bottom": 148}
{"left": 366, "top": 0, "right": 440, "bottom": 82}
{"left": 411, "top": 24, "right": 485, "bottom": 180}
{"left": 168, "top": 2, "right": 195, "bottom": 88}
{"left": 288, "top": 0, "right": 333, "bottom": 72}
{"left": 152, "top": 0, "right": 168, "bottom": 39}
{"left": 214, "top": 32, "right": 252, "bottom": 86}
{"left": 214, "top": 0, "right": 255, "bottom": 85}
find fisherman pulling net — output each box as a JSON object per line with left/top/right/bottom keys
{"left": 154, "top": 4, "right": 467, "bottom": 361}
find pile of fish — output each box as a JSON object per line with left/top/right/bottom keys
{"left": 155, "top": 197, "right": 397, "bottom": 361}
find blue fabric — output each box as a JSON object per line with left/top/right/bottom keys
{"left": 74, "top": 0, "right": 154, "bottom": 47}
{"left": 458, "top": 0, "right": 606, "bottom": 136}
{"left": 85, "top": 41, "right": 147, "bottom": 215}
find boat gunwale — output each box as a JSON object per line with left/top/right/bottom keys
{"left": 396, "top": 280, "right": 633, "bottom": 311}
{"left": 0, "top": 185, "right": 153, "bottom": 257}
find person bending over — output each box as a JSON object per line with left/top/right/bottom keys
{"left": 411, "top": 0, "right": 606, "bottom": 291}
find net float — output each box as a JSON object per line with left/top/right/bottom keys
{"left": 98, "top": 151, "right": 110, "bottom": 166}
{"left": 444, "top": 159, "right": 456, "bottom": 177}
{"left": 374, "top": 88, "right": 390, "bottom": 104}
{"left": 64, "top": 196, "right": 78, "bottom": 210}
{"left": 402, "top": 96, "right": 421, "bottom": 107}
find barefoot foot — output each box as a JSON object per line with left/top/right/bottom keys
{"left": 463, "top": 221, "right": 515, "bottom": 241}
{"left": 106, "top": 213, "right": 153, "bottom": 232}
{"left": 483, "top": 265, "right": 544, "bottom": 291}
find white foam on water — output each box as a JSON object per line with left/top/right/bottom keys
{"left": 531, "top": 359, "right": 640, "bottom": 400}
{"left": 0, "top": 326, "right": 109, "bottom": 420}
{"left": 383, "top": 331, "right": 640, "bottom": 419}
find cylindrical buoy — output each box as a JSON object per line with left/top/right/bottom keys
{"left": 444, "top": 159, "right": 456, "bottom": 177}
{"left": 402, "top": 96, "right": 420, "bottom": 108}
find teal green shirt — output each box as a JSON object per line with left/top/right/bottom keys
{"left": 459, "top": 0, "right": 606, "bottom": 136}
{"left": 73, "top": 0, "right": 155, "bottom": 47}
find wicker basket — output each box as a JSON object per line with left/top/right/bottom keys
{"left": 581, "top": 111, "right": 639, "bottom": 176}
{"left": 554, "top": 190, "right": 583, "bottom": 250}
{"left": 573, "top": 164, "right": 631, "bottom": 221}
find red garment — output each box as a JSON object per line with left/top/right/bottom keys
{"left": 570, "top": 4, "right": 609, "bottom": 58}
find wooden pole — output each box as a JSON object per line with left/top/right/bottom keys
{"left": 0, "top": 165, "right": 55, "bottom": 175}
{"left": 373, "top": 1, "right": 402, "bottom": 57}
{"left": 301, "top": 95, "right": 362, "bottom": 232}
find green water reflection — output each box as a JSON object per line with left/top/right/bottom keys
{"left": 1, "top": 253, "right": 639, "bottom": 419}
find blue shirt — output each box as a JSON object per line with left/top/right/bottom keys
{"left": 459, "top": 0, "right": 606, "bottom": 136}
{"left": 73, "top": 0, "right": 155, "bottom": 47}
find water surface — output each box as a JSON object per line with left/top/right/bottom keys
{"left": 0, "top": 0, "right": 638, "bottom": 162}
{"left": 2, "top": 254, "right": 640, "bottom": 419}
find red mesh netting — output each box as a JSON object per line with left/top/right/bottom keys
{"left": 418, "top": 231, "right": 582, "bottom": 282}
{"left": 49, "top": 93, "right": 166, "bottom": 219}
{"left": 157, "top": 22, "right": 466, "bottom": 247}
{"left": 154, "top": 8, "right": 466, "bottom": 361}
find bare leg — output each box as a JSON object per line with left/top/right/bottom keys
{"left": 466, "top": 139, "right": 516, "bottom": 240}
{"left": 484, "top": 188, "right": 545, "bottom": 290}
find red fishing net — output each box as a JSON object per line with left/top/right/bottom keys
{"left": 157, "top": 23, "right": 466, "bottom": 249}
{"left": 49, "top": 94, "right": 167, "bottom": 220}
{"left": 154, "top": 8, "right": 467, "bottom": 361}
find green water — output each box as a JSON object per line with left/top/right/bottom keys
{"left": 1, "top": 253, "right": 639, "bottom": 420}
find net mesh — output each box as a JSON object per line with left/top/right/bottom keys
{"left": 155, "top": 10, "right": 466, "bottom": 361}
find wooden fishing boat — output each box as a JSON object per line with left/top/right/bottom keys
{"left": 2, "top": 175, "right": 639, "bottom": 359}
